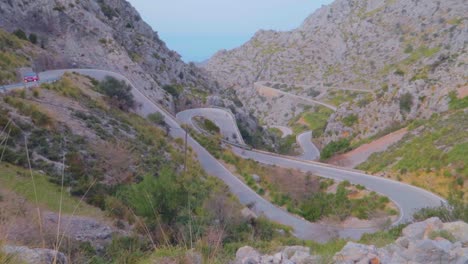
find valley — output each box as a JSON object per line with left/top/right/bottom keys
{"left": 0, "top": 0, "right": 466, "bottom": 263}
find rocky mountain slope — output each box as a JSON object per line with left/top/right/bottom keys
{"left": 204, "top": 0, "right": 467, "bottom": 145}
{"left": 0, "top": 0, "right": 218, "bottom": 111}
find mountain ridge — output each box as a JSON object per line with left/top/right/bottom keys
{"left": 204, "top": 0, "right": 467, "bottom": 145}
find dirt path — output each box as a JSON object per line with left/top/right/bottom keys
{"left": 329, "top": 128, "right": 408, "bottom": 168}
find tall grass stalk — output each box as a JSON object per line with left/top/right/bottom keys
{"left": 24, "top": 135, "right": 45, "bottom": 248}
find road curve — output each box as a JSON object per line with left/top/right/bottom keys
{"left": 176, "top": 108, "right": 245, "bottom": 145}
{"left": 296, "top": 131, "right": 320, "bottom": 160}
{"left": 254, "top": 82, "right": 338, "bottom": 111}
{"left": 3, "top": 69, "right": 446, "bottom": 242}
{"left": 269, "top": 125, "right": 293, "bottom": 138}
{"left": 176, "top": 107, "right": 446, "bottom": 227}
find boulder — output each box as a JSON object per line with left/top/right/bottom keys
{"left": 442, "top": 221, "right": 468, "bottom": 243}
{"left": 334, "top": 242, "right": 378, "bottom": 263}
{"left": 402, "top": 217, "right": 443, "bottom": 240}
{"left": 3, "top": 245, "right": 67, "bottom": 264}
{"left": 236, "top": 246, "right": 261, "bottom": 264}
{"left": 281, "top": 246, "right": 310, "bottom": 259}
{"left": 252, "top": 174, "right": 261, "bottom": 183}
{"left": 405, "top": 239, "right": 451, "bottom": 263}
{"left": 43, "top": 212, "right": 117, "bottom": 251}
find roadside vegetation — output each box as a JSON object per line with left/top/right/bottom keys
{"left": 0, "top": 74, "right": 304, "bottom": 263}
{"left": 0, "top": 29, "right": 32, "bottom": 85}
{"left": 288, "top": 105, "right": 334, "bottom": 137}
{"left": 218, "top": 148, "right": 396, "bottom": 223}
{"left": 358, "top": 108, "right": 467, "bottom": 202}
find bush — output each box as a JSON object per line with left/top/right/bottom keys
{"left": 404, "top": 44, "right": 413, "bottom": 53}
{"left": 98, "top": 0, "right": 119, "bottom": 19}
{"left": 342, "top": 114, "right": 358, "bottom": 127}
{"left": 147, "top": 112, "right": 165, "bottom": 125}
{"left": 12, "top": 29, "right": 27, "bottom": 40}
{"left": 162, "top": 84, "right": 183, "bottom": 98}
{"left": 399, "top": 92, "right": 413, "bottom": 113}
{"left": 448, "top": 91, "right": 468, "bottom": 110}
{"left": 413, "top": 197, "right": 468, "bottom": 223}
{"left": 203, "top": 118, "right": 220, "bottom": 134}
{"left": 394, "top": 68, "right": 405, "bottom": 76}
{"left": 320, "top": 139, "right": 351, "bottom": 160}
{"left": 28, "top": 33, "right": 37, "bottom": 44}
{"left": 97, "top": 76, "right": 135, "bottom": 111}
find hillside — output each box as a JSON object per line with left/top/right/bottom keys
{"left": 0, "top": 0, "right": 217, "bottom": 111}
{"left": 204, "top": 0, "right": 467, "bottom": 146}
{"left": 0, "top": 71, "right": 294, "bottom": 263}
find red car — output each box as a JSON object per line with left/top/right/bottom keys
{"left": 23, "top": 72, "right": 39, "bottom": 83}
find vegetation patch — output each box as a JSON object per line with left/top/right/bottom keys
{"left": 289, "top": 106, "right": 333, "bottom": 137}
{"left": 321, "top": 138, "right": 351, "bottom": 160}
{"left": 358, "top": 111, "right": 467, "bottom": 200}
{"left": 448, "top": 90, "right": 468, "bottom": 110}
{"left": 325, "top": 90, "right": 360, "bottom": 106}
{"left": 0, "top": 164, "right": 102, "bottom": 217}
{"left": 342, "top": 114, "right": 359, "bottom": 127}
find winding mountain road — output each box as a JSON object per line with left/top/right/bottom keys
{"left": 254, "top": 82, "right": 338, "bottom": 111}
{"left": 2, "top": 69, "right": 446, "bottom": 243}
{"left": 296, "top": 131, "right": 320, "bottom": 160}
{"left": 269, "top": 126, "right": 293, "bottom": 138}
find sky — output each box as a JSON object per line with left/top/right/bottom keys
{"left": 128, "top": 0, "right": 333, "bottom": 62}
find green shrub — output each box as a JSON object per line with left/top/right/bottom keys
{"left": 399, "top": 92, "right": 413, "bottom": 113}
{"left": 320, "top": 139, "right": 351, "bottom": 160}
{"left": 394, "top": 68, "right": 405, "bottom": 76}
{"left": 342, "top": 114, "right": 358, "bottom": 127}
{"left": 404, "top": 44, "right": 414, "bottom": 53}
{"left": 53, "top": 5, "right": 66, "bottom": 12}
{"left": 28, "top": 33, "right": 37, "bottom": 44}
{"left": 448, "top": 91, "right": 468, "bottom": 110}
{"left": 147, "top": 112, "right": 165, "bottom": 125}
{"left": 12, "top": 29, "right": 27, "bottom": 40}
{"left": 203, "top": 119, "right": 220, "bottom": 134}
{"left": 97, "top": 76, "right": 135, "bottom": 111}
{"left": 98, "top": 0, "right": 119, "bottom": 19}
{"left": 162, "top": 84, "right": 183, "bottom": 98}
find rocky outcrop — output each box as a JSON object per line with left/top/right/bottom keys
{"left": 0, "top": 0, "right": 218, "bottom": 111}
{"left": 334, "top": 217, "right": 468, "bottom": 264}
{"left": 204, "top": 0, "right": 467, "bottom": 144}
{"left": 42, "top": 212, "right": 123, "bottom": 252}
{"left": 233, "top": 218, "right": 468, "bottom": 264}
{"left": 2, "top": 245, "right": 67, "bottom": 264}
{"left": 234, "top": 245, "right": 319, "bottom": 264}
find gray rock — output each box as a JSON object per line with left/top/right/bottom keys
{"left": 406, "top": 239, "right": 451, "bottom": 263}
{"left": 252, "top": 174, "right": 261, "bottom": 183}
{"left": 443, "top": 221, "right": 468, "bottom": 243}
{"left": 395, "top": 237, "right": 410, "bottom": 248}
{"left": 43, "top": 212, "right": 117, "bottom": 251}
{"left": 3, "top": 245, "right": 67, "bottom": 264}
{"left": 402, "top": 217, "right": 443, "bottom": 240}
{"left": 334, "top": 242, "right": 378, "bottom": 263}
{"left": 236, "top": 246, "right": 261, "bottom": 264}
{"left": 281, "top": 246, "right": 310, "bottom": 259}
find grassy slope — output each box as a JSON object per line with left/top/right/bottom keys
{"left": 0, "top": 30, "right": 32, "bottom": 85}
{"left": 289, "top": 106, "right": 334, "bottom": 137}
{"left": 0, "top": 164, "right": 103, "bottom": 217}
{"left": 358, "top": 110, "right": 467, "bottom": 200}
